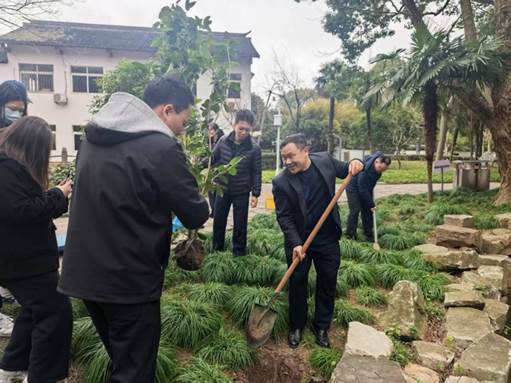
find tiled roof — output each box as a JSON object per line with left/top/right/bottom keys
{"left": 0, "top": 20, "right": 259, "bottom": 59}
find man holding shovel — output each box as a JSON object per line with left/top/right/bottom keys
{"left": 272, "top": 134, "right": 364, "bottom": 349}
{"left": 346, "top": 152, "right": 391, "bottom": 242}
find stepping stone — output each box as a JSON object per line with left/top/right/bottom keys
{"left": 329, "top": 355, "right": 407, "bottom": 383}
{"left": 444, "top": 290, "right": 485, "bottom": 309}
{"left": 415, "top": 245, "right": 479, "bottom": 271}
{"left": 495, "top": 213, "right": 511, "bottom": 229}
{"left": 444, "top": 215, "right": 475, "bottom": 228}
{"left": 412, "top": 341, "right": 455, "bottom": 372}
{"left": 483, "top": 299, "right": 510, "bottom": 332}
{"left": 454, "top": 333, "right": 511, "bottom": 383}
{"left": 445, "top": 307, "right": 493, "bottom": 349}
{"left": 344, "top": 322, "right": 392, "bottom": 359}
{"left": 403, "top": 364, "right": 440, "bottom": 383}
{"left": 461, "top": 271, "right": 501, "bottom": 299}
{"left": 480, "top": 229, "right": 511, "bottom": 256}
{"left": 477, "top": 265, "right": 507, "bottom": 293}
{"left": 382, "top": 281, "right": 427, "bottom": 340}
{"left": 435, "top": 225, "right": 481, "bottom": 249}
{"left": 479, "top": 254, "right": 511, "bottom": 289}
{"left": 445, "top": 283, "right": 476, "bottom": 293}
{"left": 445, "top": 377, "right": 480, "bottom": 383}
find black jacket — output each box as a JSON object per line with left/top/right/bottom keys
{"left": 346, "top": 151, "right": 382, "bottom": 208}
{"left": 211, "top": 132, "right": 262, "bottom": 197}
{"left": 272, "top": 152, "right": 350, "bottom": 250}
{"left": 0, "top": 154, "right": 68, "bottom": 280}
{"left": 58, "top": 93, "right": 209, "bottom": 304}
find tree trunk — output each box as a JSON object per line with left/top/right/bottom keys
{"left": 424, "top": 81, "right": 438, "bottom": 203}
{"left": 327, "top": 96, "right": 336, "bottom": 154}
{"left": 366, "top": 107, "right": 373, "bottom": 152}
{"left": 436, "top": 108, "right": 449, "bottom": 161}
{"left": 475, "top": 122, "right": 484, "bottom": 158}
{"left": 460, "top": 0, "right": 478, "bottom": 41}
{"left": 450, "top": 125, "right": 459, "bottom": 161}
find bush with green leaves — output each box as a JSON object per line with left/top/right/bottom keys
{"left": 227, "top": 285, "right": 288, "bottom": 337}
{"left": 309, "top": 348, "right": 342, "bottom": 379}
{"left": 197, "top": 327, "right": 256, "bottom": 370}
{"left": 201, "top": 252, "right": 237, "bottom": 284}
{"left": 339, "top": 260, "right": 376, "bottom": 288}
{"left": 359, "top": 248, "right": 394, "bottom": 264}
{"left": 231, "top": 255, "right": 284, "bottom": 286}
{"left": 379, "top": 234, "right": 411, "bottom": 251}
{"left": 160, "top": 296, "right": 223, "bottom": 348}
{"left": 176, "top": 357, "right": 231, "bottom": 383}
{"left": 249, "top": 213, "right": 280, "bottom": 231}
{"left": 355, "top": 287, "right": 387, "bottom": 306}
{"left": 49, "top": 162, "right": 76, "bottom": 187}
{"left": 174, "top": 282, "right": 233, "bottom": 306}
{"left": 340, "top": 239, "right": 365, "bottom": 260}
{"left": 246, "top": 228, "right": 283, "bottom": 257}
{"left": 333, "top": 299, "right": 374, "bottom": 327}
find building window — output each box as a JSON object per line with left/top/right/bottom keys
{"left": 73, "top": 125, "right": 84, "bottom": 151}
{"left": 228, "top": 73, "right": 242, "bottom": 99}
{"left": 49, "top": 125, "right": 56, "bottom": 150}
{"left": 19, "top": 64, "right": 54, "bottom": 92}
{"left": 71, "top": 66, "right": 103, "bottom": 93}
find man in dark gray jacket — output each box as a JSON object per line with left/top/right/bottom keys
{"left": 58, "top": 77, "right": 209, "bottom": 383}
{"left": 211, "top": 110, "right": 262, "bottom": 256}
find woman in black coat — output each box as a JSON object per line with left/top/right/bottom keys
{"left": 0, "top": 117, "right": 73, "bottom": 383}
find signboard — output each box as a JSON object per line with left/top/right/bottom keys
{"left": 433, "top": 159, "right": 451, "bottom": 172}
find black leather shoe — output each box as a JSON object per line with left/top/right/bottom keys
{"left": 288, "top": 329, "right": 302, "bottom": 349}
{"left": 312, "top": 327, "right": 330, "bottom": 348}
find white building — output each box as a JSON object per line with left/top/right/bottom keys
{"left": 0, "top": 20, "right": 259, "bottom": 159}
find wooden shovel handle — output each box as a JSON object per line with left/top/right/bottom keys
{"left": 275, "top": 173, "right": 353, "bottom": 293}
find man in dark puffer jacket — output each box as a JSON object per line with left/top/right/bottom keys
{"left": 211, "top": 110, "right": 262, "bottom": 256}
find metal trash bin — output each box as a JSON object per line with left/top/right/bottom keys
{"left": 453, "top": 161, "right": 491, "bottom": 191}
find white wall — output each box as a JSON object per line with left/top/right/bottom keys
{"left": 0, "top": 45, "right": 253, "bottom": 159}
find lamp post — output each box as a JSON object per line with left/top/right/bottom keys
{"left": 274, "top": 111, "right": 282, "bottom": 176}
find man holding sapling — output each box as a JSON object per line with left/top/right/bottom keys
{"left": 272, "top": 134, "right": 364, "bottom": 349}
{"left": 346, "top": 152, "right": 391, "bottom": 242}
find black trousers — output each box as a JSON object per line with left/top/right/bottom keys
{"left": 0, "top": 271, "right": 72, "bottom": 383}
{"left": 212, "top": 193, "right": 250, "bottom": 256}
{"left": 84, "top": 300, "right": 161, "bottom": 383}
{"left": 346, "top": 191, "right": 374, "bottom": 241}
{"left": 287, "top": 243, "right": 340, "bottom": 331}
{"left": 208, "top": 192, "right": 217, "bottom": 217}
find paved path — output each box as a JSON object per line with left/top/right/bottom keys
{"left": 54, "top": 182, "right": 500, "bottom": 234}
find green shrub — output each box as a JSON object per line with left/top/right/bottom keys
{"left": 339, "top": 261, "right": 376, "bottom": 288}
{"left": 379, "top": 234, "right": 410, "bottom": 251}
{"left": 197, "top": 327, "right": 256, "bottom": 369}
{"left": 355, "top": 287, "right": 387, "bottom": 306}
{"left": 309, "top": 348, "right": 342, "bottom": 379}
{"left": 377, "top": 226, "right": 402, "bottom": 237}
{"left": 340, "top": 239, "right": 365, "bottom": 260}
{"left": 246, "top": 228, "right": 283, "bottom": 256}
{"left": 333, "top": 299, "right": 374, "bottom": 327}
{"left": 336, "top": 276, "right": 349, "bottom": 297}
{"left": 71, "top": 299, "right": 89, "bottom": 319}
{"left": 160, "top": 297, "right": 223, "bottom": 348}
{"left": 399, "top": 203, "right": 416, "bottom": 215}
{"left": 232, "top": 255, "right": 283, "bottom": 286}
{"left": 227, "top": 286, "right": 288, "bottom": 337}
{"left": 425, "top": 203, "right": 465, "bottom": 225}
{"left": 49, "top": 162, "right": 76, "bottom": 187}
{"left": 414, "top": 273, "right": 448, "bottom": 301}
{"left": 249, "top": 213, "right": 280, "bottom": 231}
{"left": 176, "top": 357, "right": 231, "bottom": 383}
{"left": 174, "top": 282, "right": 233, "bottom": 306}
{"left": 474, "top": 215, "right": 500, "bottom": 230}
{"left": 359, "top": 248, "right": 394, "bottom": 264}
{"left": 201, "top": 252, "right": 237, "bottom": 284}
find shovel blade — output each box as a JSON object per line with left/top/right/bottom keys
{"left": 246, "top": 303, "right": 278, "bottom": 348}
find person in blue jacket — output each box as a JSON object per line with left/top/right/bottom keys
{"left": 346, "top": 152, "right": 391, "bottom": 241}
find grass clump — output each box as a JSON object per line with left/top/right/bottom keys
{"left": 355, "top": 287, "right": 387, "bottom": 306}
{"left": 333, "top": 299, "right": 374, "bottom": 327}
{"left": 174, "top": 282, "right": 233, "bottom": 306}
{"left": 339, "top": 261, "right": 376, "bottom": 288}
{"left": 197, "top": 327, "right": 256, "bottom": 369}
{"left": 309, "top": 348, "right": 342, "bottom": 379}
{"left": 246, "top": 228, "right": 283, "bottom": 256}
{"left": 424, "top": 203, "right": 466, "bottom": 225}
{"left": 474, "top": 214, "right": 500, "bottom": 229}
{"left": 379, "top": 234, "right": 411, "bottom": 251}
{"left": 201, "top": 252, "right": 237, "bottom": 284}
{"left": 340, "top": 239, "right": 365, "bottom": 260}
{"left": 385, "top": 326, "right": 415, "bottom": 367}
{"left": 375, "top": 263, "right": 420, "bottom": 288}
{"left": 249, "top": 213, "right": 280, "bottom": 231}
{"left": 176, "top": 357, "right": 231, "bottom": 383}
{"left": 160, "top": 296, "right": 223, "bottom": 348}
{"left": 232, "top": 255, "right": 283, "bottom": 286}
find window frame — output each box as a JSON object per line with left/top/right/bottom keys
{"left": 19, "top": 63, "right": 54, "bottom": 93}
{"left": 71, "top": 66, "right": 104, "bottom": 94}
{"left": 227, "top": 73, "right": 242, "bottom": 99}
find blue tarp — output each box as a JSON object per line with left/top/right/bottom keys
{"left": 56, "top": 217, "right": 185, "bottom": 253}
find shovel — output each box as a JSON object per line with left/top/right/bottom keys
{"left": 373, "top": 210, "right": 381, "bottom": 251}
{"left": 246, "top": 173, "right": 353, "bottom": 348}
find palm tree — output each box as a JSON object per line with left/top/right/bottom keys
{"left": 369, "top": 26, "right": 509, "bottom": 202}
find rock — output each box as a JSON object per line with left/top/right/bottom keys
{"left": 461, "top": 271, "right": 501, "bottom": 299}
{"left": 414, "top": 244, "right": 449, "bottom": 257}
{"left": 444, "top": 290, "right": 485, "bottom": 309}
{"left": 403, "top": 364, "right": 440, "bottom": 383}
{"left": 454, "top": 333, "right": 511, "bottom": 383}
{"left": 417, "top": 246, "right": 479, "bottom": 271}
{"left": 344, "top": 322, "right": 393, "bottom": 358}
{"left": 329, "top": 355, "right": 407, "bottom": 383}
{"left": 445, "top": 377, "right": 480, "bottom": 383}
{"left": 483, "top": 299, "right": 509, "bottom": 332}
{"left": 444, "top": 215, "right": 475, "bottom": 228}
{"left": 435, "top": 225, "right": 481, "bottom": 249}
{"left": 496, "top": 213, "right": 511, "bottom": 229}
{"left": 479, "top": 254, "right": 511, "bottom": 289}
{"left": 445, "top": 283, "right": 475, "bottom": 293}
{"left": 477, "top": 265, "right": 507, "bottom": 293}
{"left": 445, "top": 307, "right": 493, "bottom": 349}
{"left": 382, "top": 281, "right": 427, "bottom": 340}
{"left": 412, "top": 341, "right": 455, "bottom": 372}
{"left": 480, "top": 229, "right": 511, "bottom": 256}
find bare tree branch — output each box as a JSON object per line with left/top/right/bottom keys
{"left": 0, "top": 0, "right": 66, "bottom": 28}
